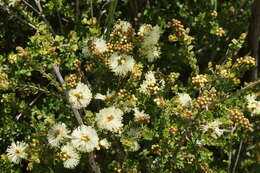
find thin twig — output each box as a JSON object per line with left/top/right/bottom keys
{"left": 0, "top": 4, "right": 37, "bottom": 30}
{"left": 232, "top": 140, "right": 243, "bottom": 173}
{"left": 75, "top": 0, "right": 80, "bottom": 28}
{"left": 52, "top": 64, "right": 101, "bottom": 173}
{"left": 228, "top": 125, "right": 237, "bottom": 173}
{"left": 55, "top": 0, "right": 64, "bottom": 34}
{"left": 34, "top": 0, "right": 55, "bottom": 34}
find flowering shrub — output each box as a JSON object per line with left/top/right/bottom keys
{"left": 0, "top": 0, "right": 259, "bottom": 172}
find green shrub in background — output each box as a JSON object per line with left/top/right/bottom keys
{"left": 0, "top": 0, "right": 259, "bottom": 172}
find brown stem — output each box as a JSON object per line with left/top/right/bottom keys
{"left": 232, "top": 140, "right": 243, "bottom": 173}
{"left": 52, "top": 64, "right": 101, "bottom": 173}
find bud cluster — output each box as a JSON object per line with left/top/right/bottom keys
{"left": 195, "top": 89, "right": 216, "bottom": 108}
{"left": 233, "top": 56, "right": 255, "bottom": 68}
{"left": 168, "top": 72, "right": 180, "bottom": 83}
{"left": 229, "top": 109, "right": 253, "bottom": 130}
{"left": 0, "top": 73, "right": 10, "bottom": 90}
{"left": 65, "top": 74, "right": 78, "bottom": 88}
{"left": 170, "top": 19, "right": 194, "bottom": 44}
{"left": 192, "top": 74, "right": 208, "bottom": 88}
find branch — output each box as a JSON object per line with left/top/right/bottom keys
{"left": 34, "top": 0, "right": 55, "bottom": 34}
{"left": 75, "top": 0, "right": 80, "bottom": 28}
{"left": 228, "top": 125, "right": 237, "bottom": 173}
{"left": 51, "top": 64, "right": 101, "bottom": 173}
{"left": 0, "top": 3, "right": 37, "bottom": 30}
{"left": 232, "top": 140, "right": 243, "bottom": 173}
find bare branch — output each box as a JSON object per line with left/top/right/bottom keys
{"left": 232, "top": 140, "right": 243, "bottom": 173}
{"left": 34, "top": 0, "right": 55, "bottom": 34}
{"left": 52, "top": 64, "right": 101, "bottom": 173}
{"left": 0, "top": 3, "right": 37, "bottom": 30}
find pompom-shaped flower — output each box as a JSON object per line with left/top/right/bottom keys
{"left": 47, "top": 122, "right": 70, "bottom": 147}
{"left": 113, "top": 20, "right": 132, "bottom": 33}
{"left": 68, "top": 82, "right": 92, "bottom": 109}
{"left": 6, "top": 141, "right": 28, "bottom": 164}
{"left": 134, "top": 108, "right": 150, "bottom": 122}
{"left": 178, "top": 93, "right": 192, "bottom": 107}
{"left": 59, "top": 144, "right": 80, "bottom": 169}
{"left": 109, "top": 53, "right": 135, "bottom": 76}
{"left": 246, "top": 94, "right": 260, "bottom": 115}
{"left": 71, "top": 125, "right": 99, "bottom": 152}
{"left": 99, "top": 138, "right": 111, "bottom": 149}
{"left": 92, "top": 37, "right": 108, "bottom": 53}
{"left": 96, "top": 106, "right": 124, "bottom": 132}
{"left": 201, "top": 120, "right": 224, "bottom": 139}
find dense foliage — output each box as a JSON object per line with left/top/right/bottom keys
{"left": 0, "top": 0, "right": 259, "bottom": 172}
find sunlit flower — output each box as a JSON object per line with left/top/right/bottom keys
{"left": 92, "top": 37, "right": 108, "bottom": 53}
{"left": 6, "top": 141, "right": 28, "bottom": 164}
{"left": 96, "top": 106, "right": 124, "bottom": 132}
{"left": 140, "top": 71, "right": 164, "bottom": 95}
{"left": 109, "top": 53, "right": 135, "bottom": 76}
{"left": 71, "top": 125, "right": 99, "bottom": 153}
{"left": 245, "top": 94, "right": 260, "bottom": 115}
{"left": 68, "top": 82, "right": 92, "bottom": 109}
{"left": 201, "top": 120, "right": 224, "bottom": 138}
{"left": 47, "top": 122, "right": 70, "bottom": 147}
{"left": 133, "top": 108, "right": 150, "bottom": 122}
{"left": 59, "top": 144, "right": 80, "bottom": 169}
{"left": 114, "top": 20, "right": 132, "bottom": 33}
{"left": 95, "top": 90, "right": 115, "bottom": 101}
{"left": 99, "top": 138, "right": 111, "bottom": 149}
{"left": 178, "top": 93, "right": 192, "bottom": 107}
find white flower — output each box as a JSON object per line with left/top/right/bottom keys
{"left": 68, "top": 82, "right": 92, "bottom": 109}
{"left": 145, "top": 46, "right": 161, "bottom": 62}
{"left": 47, "top": 122, "right": 70, "bottom": 147}
{"left": 114, "top": 20, "right": 132, "bottom": 33}
{"left": 6, "top": 141, "right": 28, "bottom": 164}
{"left": 201, "top": 120, "right": 224, "bottom": 138}
{"left": 141, "top": 25, "right": 160, "bottom": 46}
{"left": 60, "top": 144, "right": 80, "bottom": 169}
{"left": 99, "top": 138, "right": 111, "bottom": 149}
{"left": 245, "top": 94, "right": 260, "bottom": 115}
{"left": 138, "top": 24, "right": 153, "bottom": 36}
{"left": 95, "top": 90, "right": 115, "bottom": 101}
{"left": 145, "top": 71, "right": 156, "bottom": 84}
{"left": 96, "top": 106, "right": 124, "bottom": 132}
{"left": 71, "top": 125, "right": 99, "bottom": 153}
{"left": 92, "top": 37, "right": 108, "bottom": 53}
{"left": 140, "top": 71, "right": 164, "bottom": 95}
{"left": 134, "top": 108, "right": 150, "bottom": 122}
{"left": 130, "top": 141, "right": 140, "bottom": 151}
{"left": 178, "top": 93, "right": 192, "bottom": 107}
{"left": 109, "top": 53, "right": 135, "bottom": 76}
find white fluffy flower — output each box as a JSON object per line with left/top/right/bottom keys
{"left": 139, "top": 25, "right": 161, "bottom": 62}
{"left": 201, "top": 120, "right": 224, "bottom": 138}
{"left": 96, "top": 106, "right": 124, "bottom": 132}
{"left": 246, "top": 94, "right": 260, "bottom": 115}
{"left": 60, "top": 144, "right": 80, "bottom": 169}
{"left": 178, "top": 93, "right": 192, "bottom": 107}
{"left": 130, "top": 141, "right": 140, "bottom": 152}
{"left": 142, "top": 25, "right": 160, "bottom": 46}
{"left": 138, "top": 24, "right": 153, "bottom": 36}
{"left": 6, "top": 141, "right": 28, "bottom": 164}
{"left": 68, "top": 82, "right": 92, "bottom": 109}
{"left": 47, "top": 122, "right": 70, "bottom": 147}
{"left": 140, "top": 71, "right": 164, "bottom": 95}
{"left": 109, "top": 53, "right": 135, "bottom": 76}
{"left": 99, "top": 138, "right": 111, "bottom": 149}
{"left": 71, "top": 125, "right": 99, "bottom": 153}
{"left": 93, "top": 37, "right": 108, "bottom": 53}
{"left": 145, "top": 46, "right": 161, "bottom": 62}
{"left": 134, "top": 108, "right": 150, "bottom": 122}
{"left": 114, "top": 20, "right": 132, "bottom": 33}
{"left": 95, "top": 90, "right": 115, "bottom": 101}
